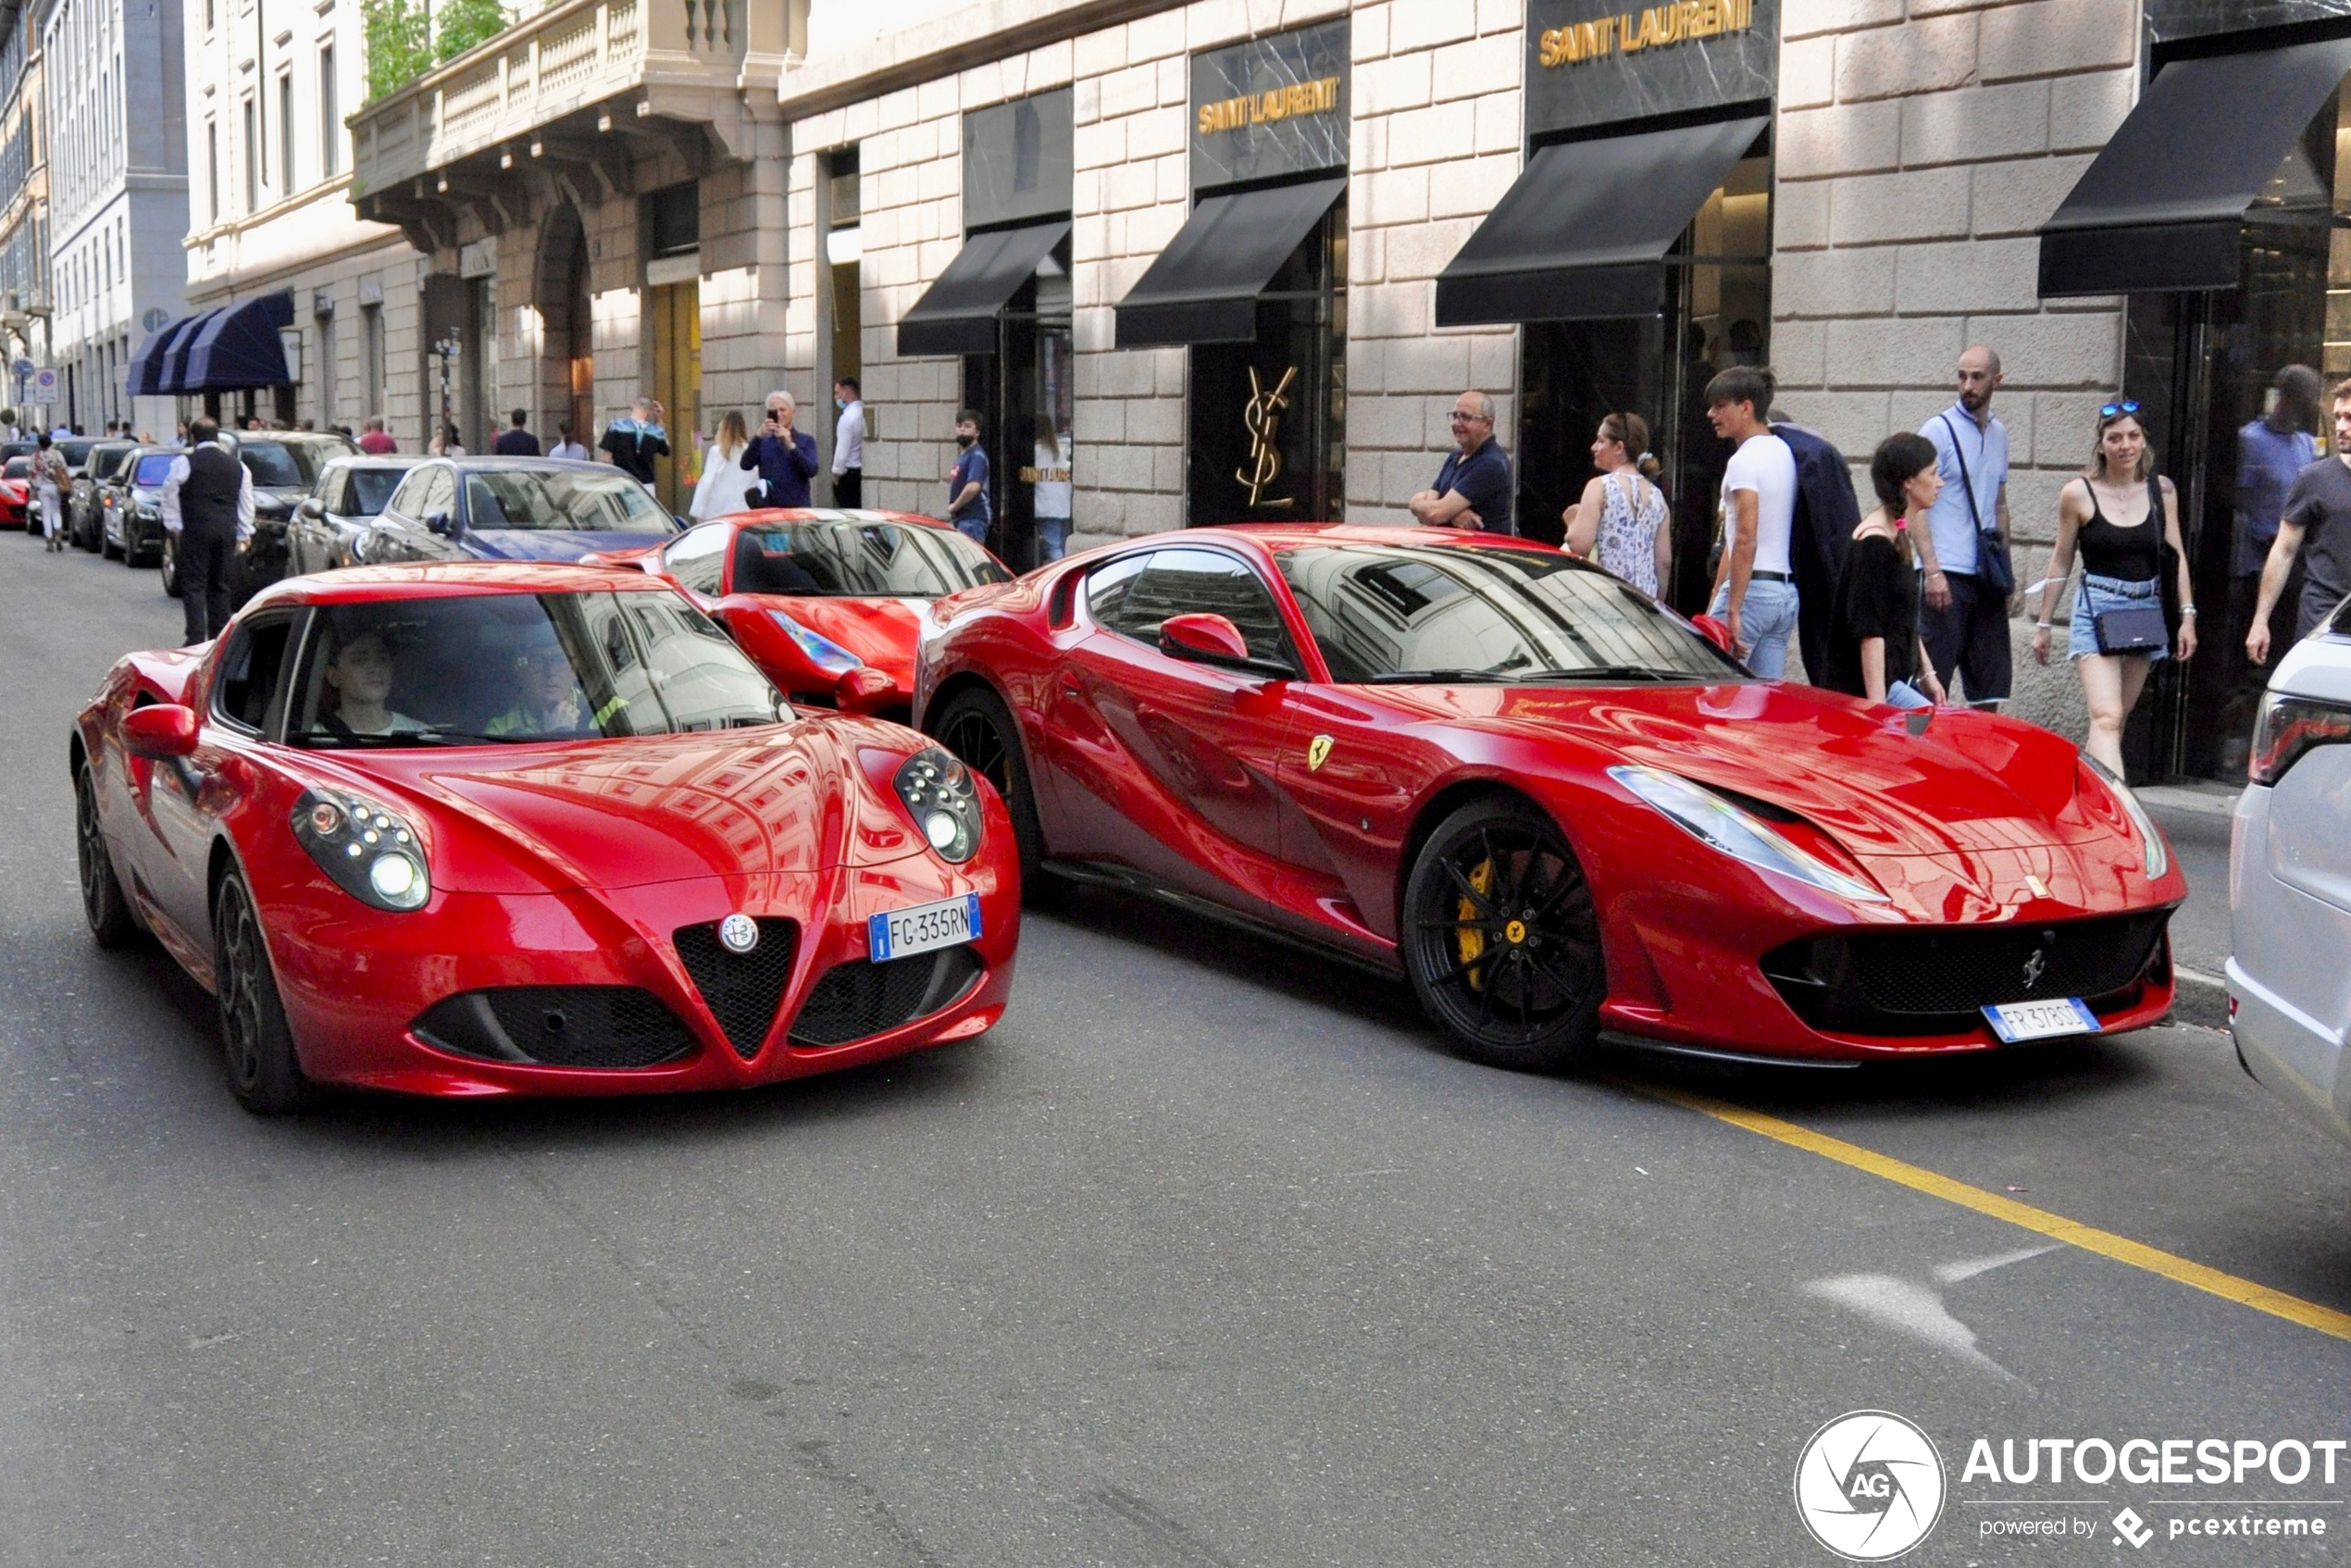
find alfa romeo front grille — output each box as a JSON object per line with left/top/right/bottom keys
{"left": 413, "top": 987, "right": 695, "bottom": 1069}
{"left": 787, "top": 946, "right": 984, "bottom": 1048}
{"left": 674, "top": 918, "right": 798, "bottom": 1060}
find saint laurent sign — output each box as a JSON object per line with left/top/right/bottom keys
{"left": 1539, "top": 0, "right": 1758, "bottom": 67}
{"left": 1190, "top": 19, "right": 1350, "bottom": 190}
{"left": 1526, "top": 0, "right": 1776, "bottom": 138}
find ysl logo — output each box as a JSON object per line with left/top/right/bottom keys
{"left": 1237, "top": 364, "right": 1299, "bottom": 508}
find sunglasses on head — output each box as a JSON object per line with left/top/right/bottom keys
{"left": 2099, "top": 400, "right": 2141, "bottom": 418}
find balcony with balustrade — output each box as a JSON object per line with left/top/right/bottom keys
{"left": 348, "top": 0, "right": 802, "bottom": 250}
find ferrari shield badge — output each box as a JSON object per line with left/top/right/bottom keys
{"left": 1306, "top": 735, "right": 1334, "bottom": 772}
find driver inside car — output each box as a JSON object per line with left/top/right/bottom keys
{"left": 316, "top": 631, "right": 429, "bottom": 740}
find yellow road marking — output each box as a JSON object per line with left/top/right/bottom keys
{"left": 1621, "top": 1077, "right": 2351, "bottom": 1343}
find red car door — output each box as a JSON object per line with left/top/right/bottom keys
{"left": 1046, "top": 547, "right": 1305, "bottom": 914}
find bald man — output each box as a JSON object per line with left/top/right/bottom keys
{"left": 1410, "top": 390, "right": 1514, "bottom": 536}
{"left": 1916, "top": 344, "right": 2014, "bottom": 709}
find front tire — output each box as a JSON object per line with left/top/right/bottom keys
{"left": 928, "top": 684, "right": 1056, "bottom": 905}
{"left": 159, "top": 531, "right": 181, "bottom": 597}
{"left": 212, "top": 871, "right": 308, "bottom": 1114}
{"left": 76, "top": 765, "right": 139, "bottom": 948}
{"left": 1401, "top": 798, "right": 1605, "bottom": 1072}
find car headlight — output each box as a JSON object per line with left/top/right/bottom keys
{"left": 893, "top": 747, "right": 983, "bottom": 864}
{"left": 767, "top": 609, "right": 864, "bottom": 676}
{"left": 2248, "top": 691, "right": 2351, "bottom": 788}
{"left": 290, "top": 787, "right": 430, "bottom": 911}
{"left": 1608, "top": 765, "right": 1887, "bottom": 902}
{"left": 2079, "top": 753, "right": 2169, "bottom": 879}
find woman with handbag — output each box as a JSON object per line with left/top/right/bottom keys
{"left": 2032, "top": 402, "right": 2198, "bottom": 774}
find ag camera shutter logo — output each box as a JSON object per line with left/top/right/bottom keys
{"left": 1795, "top": 1411, "right": 1947, "bottom": 1561}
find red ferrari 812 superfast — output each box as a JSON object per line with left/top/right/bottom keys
{"left": 74, "top": 562, "right": 1018, "bottom": 1112}
{"left": 914, "top": 524, "right": 2183, "bottom": 1071}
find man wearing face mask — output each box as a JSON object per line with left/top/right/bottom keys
{"left": 831, "top": 378, "right": 865, "bottom": 509}
{"left": 948, "top": 408, "right": 990, "bottom": 546}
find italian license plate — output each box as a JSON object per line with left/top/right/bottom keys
{"left": 867, "top": 893, "right": 981, "bottom": 963}
{"left": 1983, "top": 997, "right": 2099, "bottom": 1043}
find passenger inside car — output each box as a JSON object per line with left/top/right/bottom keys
{"left": 484, "top": 638, "right": 598, "bottom": 738}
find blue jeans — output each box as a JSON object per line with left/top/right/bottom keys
{"left": 1709, "top": 576, "right": 1801, "bottom": 678}
{"left": 1036, "top": 516, "right": 1069, "bottom": 563}
{"left": 952, "top": 514, "right": 989, "bottom": 545}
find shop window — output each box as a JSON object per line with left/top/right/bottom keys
{"left": 1517, "top": 143, "right": 1768, "bottom": 608}
{"left": 647, "top": 182, "right": 699, "bottom": 258}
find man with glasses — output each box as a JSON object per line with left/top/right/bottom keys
{"left": 1410, "top": 391, "right": 1514, "bottom": 536}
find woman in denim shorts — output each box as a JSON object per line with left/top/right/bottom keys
{"left": 2031, "top": 402, "right": 2198, "bottom": 774}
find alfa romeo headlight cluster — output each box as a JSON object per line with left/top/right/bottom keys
{"left": 290, "top": 787, "right": 431, "bottom": 912}
{"left": 893, "top": 748, "right": 983, "bottom": 864}
{"left": 1608, "top": 765, "right": 1887, "bottom": 902}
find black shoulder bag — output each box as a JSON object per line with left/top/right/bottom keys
{"left": 1937, "top": 414, "right": 2014, "bottom": 596}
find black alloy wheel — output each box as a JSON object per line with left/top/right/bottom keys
{"left": 211, "top": 871, "right": 308, "bottom": 1114}
{"left": 1402, "top": 797, "right": 1606, "bottom": 1072}
{"left": 159, "top": 530, "right": 181, "bottom": 597}
{"left": 927, "top": 685, "right": 1054, "bottom": 904}
{"left": 76, "top": 765, "right": 140, "bottom": 948}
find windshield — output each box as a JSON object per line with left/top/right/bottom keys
{"left": 731, "top": 520, "right": 1009, "bottom": 598}
{"left": 88, "top": 445, "right": 131, "bottom": 480}
{"left": 131, "top": 454, "right": 177, "bottom": 486}
{"left": 1273, "top": 544, "right": 1743, "bottom": 685}
{"left": 290, "top": 590, "right": 790, "bottom": 746}
{"left": 345, "top": 468, "right": 406, "bottom": 516}
{"left": 238, "top": 442, "right": 336, "bottom": 488}
{"left": 56, "top": 440, "right": 95, "bottom": 466}
{"left": 2, "top": 457, "right": 25, "bottom": 479}
{"left": 464, "top": 470, "right": 674, "bottom": 534}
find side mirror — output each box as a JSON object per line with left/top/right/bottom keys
{"left": 122, "top": 703, "right": 200, "bottom": 760}
{"left": 1691, "top": 614, "right": 1735, "bottom": 655}
{"left": 1159, "top": 613, "right": 1252, "bottom": 665}
{"left": 425, "top": 510, "right": 454, "bottom": 537}
{"left": 834, "top": 666, "right": 899, "bottom": 716}
{"left": 296, "top": 497, "right": 324, "bottom": 519}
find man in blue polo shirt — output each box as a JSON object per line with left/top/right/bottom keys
{"left": 1410, "top": 390, "right": 1513, "bottom": 535}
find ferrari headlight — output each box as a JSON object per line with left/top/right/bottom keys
{"left": 1608, "top": 765, "right": 1887, "bottom": 902}
{"left": 767, "top": 609, "right": 864, "bottom": 675}
{"left": 290, "top": 787, "right": 430, "bottom": 912}
{"left": 2080, "top": 753, "right": 2169, "bottom": 879}
{"left": 893, "top": 747, "right": 982, "bottom": 864}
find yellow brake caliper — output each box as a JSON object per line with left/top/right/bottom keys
{"left": 1457, "top": 858, "right": 1495, "bottom": 991}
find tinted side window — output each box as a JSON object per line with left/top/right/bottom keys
{"left": 212, "top": 616, "right": 298, "bottom": 734}
{"left": 1094, "top": 547, "right": 1297, "bottom": 667}
{"left": 665, "top": 522, "right": 729, "bottom": 596}
{"left": 385, "top": 469, "right": 432, "bottom": 518}
{"left": 419, "top": 469, "right": 457, "bottom": 522}
{"left": 1086, "top": 554, "right": 1153, "bottom": 639}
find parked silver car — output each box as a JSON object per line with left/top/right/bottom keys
{"left": 2230, "top": 596, "right": 2351, "bottom": 1150}
{"left": 284, "top": 454, "right": 421, "bottom": 576}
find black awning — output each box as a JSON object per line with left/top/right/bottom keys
{"left": 2039, "top": 37, "right": 2351, "bottom": 298}
{"left": 1435, "top": 117, "right": 1768, "bottom": 327}
{"left": 182, "top": 292, "right": 296, "bottom": 391}
{"left": 156, "top": 309, "right": 224, "bottom": 395}
{"left": 127, "top": 317, "right": 185, "bottom": 398}
{"left": 896, "top": 220, "right": 1071, "bottom": 356}
{"left": 1114, "top": 176, "right": 1347, "bottom": 348}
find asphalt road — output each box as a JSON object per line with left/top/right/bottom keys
{"left": 5, "top": 537, "right": 2348, "bottom": 1567}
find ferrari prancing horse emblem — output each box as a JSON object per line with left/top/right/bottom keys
{"left": 1306, "top": 735, "right": 1333, "bottom": 771}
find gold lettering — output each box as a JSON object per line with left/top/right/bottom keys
{"left": 1196, "top": 76, "right": 1342, "bottom": 136}
{"left": 1546, "top": 0, "right": 1746, "bottom": 66}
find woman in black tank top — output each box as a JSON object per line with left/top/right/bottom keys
{"left": 2032, "top": 405, "right": 2198, "bottom": 775}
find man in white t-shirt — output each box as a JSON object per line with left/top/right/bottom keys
{"left": 1703, "top": 365, "right": 1801, "bottom": 678}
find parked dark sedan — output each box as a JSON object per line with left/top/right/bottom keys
{"left": 156, "top": 432, "right": 357, "bottom": 604}
{"left": 69, "top": 440, "right": 136, "bottom": 551}
{"left": 283, "top": 454, "right": 421, "bottom": 576}
{"left": 107, "top": 447, "right": 180, "bottom": 564}
{"left": 356, "top": 456, "right": 680, "bottom": 565}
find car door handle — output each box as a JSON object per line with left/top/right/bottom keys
{"left": 1057, "top": 671, "right": 1083, "bottom": 700}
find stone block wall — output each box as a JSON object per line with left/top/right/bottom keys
{"left": 1773, "top": 0, "right": 2140, "bottom": 720}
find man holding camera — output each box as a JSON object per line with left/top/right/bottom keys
{"left": 740, "top": 391, "right": 820, "bottom": 510}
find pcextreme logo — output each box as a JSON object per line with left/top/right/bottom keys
{"left": 1795, "top": 1411, "right": 1947, "bottom": 1561}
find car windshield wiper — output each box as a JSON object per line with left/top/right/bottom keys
{"left": 1362, "top": 666, "right": 1525, "bottom": 684}
{"left": 1508, "top": 665, "right": 1678, "bottom": 683}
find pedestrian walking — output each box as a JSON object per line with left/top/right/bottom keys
{"left": 690, "top": 411, "right": 762, "bottom": 520}
{"left": 1916, "top": 345, "right": 2016, "bottom": 710}
{"left": 357, "top": 416, "right": 397, "bottom": 454}
{"left": 32, "top": 433, "right": 68, "bottom": 552}
{"left": 428, "top": 424, "right": 466, "bottom": 456}
{"left": 2034, "top": 401, "right": 2198, "bottom": 775}
{"left": 1032, "top": 424, "right": 1073, "bottom": 564}
{"left": 547, "top": 421, "right": 590, "bottom": 461}
{"left": 1702, "top": 366, "right": 1801, "bottom": 677}
{"left": 157, "top": 417, "right": 255, "bottom": 646}
{"left": 1822, "top": 434, "right": 1947, "bottom": 707}
{"left": 832, "top": 378, "right": 865, "bottom": 509}
{"left": 2224, "top": 366, "right": 2321, "bottom": 749}
{"left": 740, "top": 392, "right": 819, "bottom": 509}
{"left": 1561, "top": 412, "right": 1669, "bottom": 594}
{"left": 493, "top": 408, "right": 541, "bottom": 456}
{"left": 1409, "top": 391, "right": 1513, "bottom": 535}
{"left": 2247, "top": 375, "right": 2351, "bottom": 667}
{"left": 947, "top": 408, "right": 990, "bottom": 544}
{"left": 601, "top": 397, "right": 670, "bottom": 487}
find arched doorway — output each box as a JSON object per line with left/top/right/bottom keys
{"left": 536, "top": 206, "right": 592, "bottom": 451}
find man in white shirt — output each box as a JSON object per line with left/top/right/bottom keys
{"left": 1703, "top": 365, "right": 1801, "bottom": 678}
{"left": 831, "top": 377, "right": 865, "bottom": 509}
